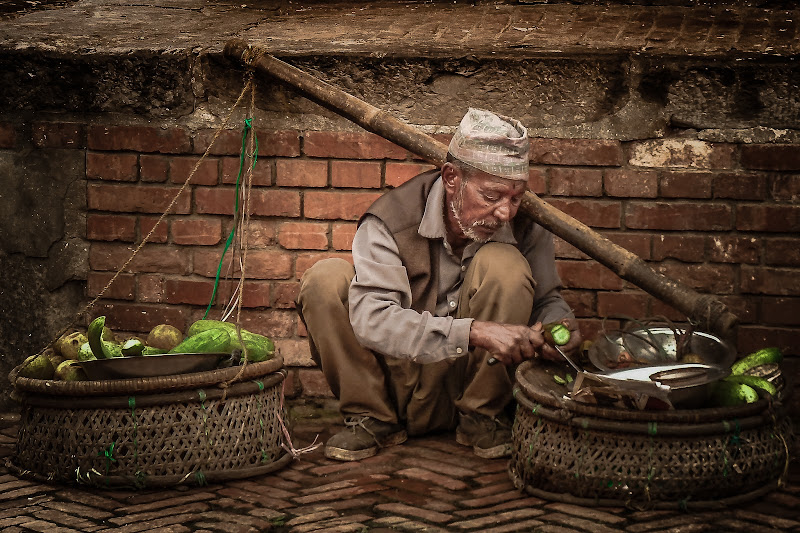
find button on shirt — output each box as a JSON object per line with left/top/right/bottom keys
{"left": 349, "top": 177, "right": 571, "bottom": 364}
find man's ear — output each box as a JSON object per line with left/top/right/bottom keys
{"left": 441, "top": 162, "right": 460, "bottom": 194}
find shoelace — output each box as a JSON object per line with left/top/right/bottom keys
{"left": 343, "top": 416, "right": 383, "bottom": 446}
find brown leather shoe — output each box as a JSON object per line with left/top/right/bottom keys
{"left": 324, "top": 416, "right": 407, "bottom": 461}
{"left": 455, "top": 411, "right": 512, "bottom": 459}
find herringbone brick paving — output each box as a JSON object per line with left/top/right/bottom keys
{"left": 1, "top": 409, "right": 798, "bottom": 533}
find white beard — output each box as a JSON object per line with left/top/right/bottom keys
{"left": 449, "top": 187, "right": 500, "bottom": 244}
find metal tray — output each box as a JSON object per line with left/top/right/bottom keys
{"left": 80, "top": 353, "right": 227, "bottom": 380}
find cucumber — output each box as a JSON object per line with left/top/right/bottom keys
{"left": 121, "top": 338, "right": 145, "bottom": 357}
{"left": 544, "top": 322, "right": 571, "bottom": 346}
{"left": 186, "top": 319, "right": 275, "bottom": 362}
{"left": 169, "top": 328, "right": 231, "bottom": 354}
{"left": 87, "top": 316, "right": 123, "bottom": 359}
{"left": 730, "top": 347, "right": 782, "bottom": 375}
{"left": 709, "top": 381, "right": 759, "bottom": 407}
{"left": 143, "top": 346, "right": 168, "bottom": 356}
{"left": 78, "top": 342, "right": 97, "bottom": 362}
{"left": 724, "top": 374, "right": 777, "bottom": 397}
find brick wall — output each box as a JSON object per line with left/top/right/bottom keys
{"left": 26, "top": 119, "right": 800, "bottom": 399}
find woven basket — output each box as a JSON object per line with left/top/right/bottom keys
{"left": 8, "top": 357, "right": 292, "bottom": 488}
{"left": 509, "top": 360, "right": 792, "bottom": 510}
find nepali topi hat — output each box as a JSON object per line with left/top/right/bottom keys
{"left": 448, "top": 107, "right": 530, "bottom": 181}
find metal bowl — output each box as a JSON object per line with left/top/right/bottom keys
{"left": 588, "top": 327, "right": 736, "bottom": 373}
{"left": 80, "top": 353, "right": 227, "bottom": 380}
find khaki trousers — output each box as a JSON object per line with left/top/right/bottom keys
{"left": 296, "top": 242, "right": 535, "bottom": 436}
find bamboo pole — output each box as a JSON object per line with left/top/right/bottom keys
{"left": 223, "top": 39, "right": 739, "bottom": 339}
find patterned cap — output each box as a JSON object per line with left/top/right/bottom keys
{"left": 448, "top": 108, "right": 530, "bottom": 181}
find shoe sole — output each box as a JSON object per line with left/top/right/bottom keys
{"left": 455, "top": 431, "right": 512, "bottom": 459}
{"left": 324, "top": 431, "right": 408, "bottom": 462}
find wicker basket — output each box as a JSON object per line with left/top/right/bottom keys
{"left": 8, "top": 357, "right": 292, "bottom": 488}
{"left": 509, "top": 360, "right": 792, "bottom": 510}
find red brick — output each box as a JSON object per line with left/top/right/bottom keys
{"left": 659, "top": 171, "right": 712, "bottom": 199}
{"left": 193, "top": 129, "right": 300, "bottom": 157}
{"left": 32, "top": 122, "right": 86, "bottom": 148}
{"left": 386, "top": 162, "right": 436, "bottom": 188}
{"left": 560, "top": 290, "right": 595, "bottom": 317}
{"left": 139, "top": 216, "right": 169, "bottom": 244}
{"left": 303, "top": 131, "right": 408, "bottom": 160}
{"left": 91, "top": 302, "right": 188, "bottom": 333}
{"left": 164, "top": 278, "right": 271, "bottom": 307}
{"left": 761, "top": 297, "right": 800, "bottom": 326}
{"left": 140, "top": 154, "right": 170, "bottom": 183}
{"left": 272, "top": 281, "right": 300, "bottom": 309}
{"left": 241, "top": 219, "right": 277, "bottom": 248}
{"left": 736, "top": 325, "right": 800, "bottom": 356}
{"left": 597, "top": 291, "right": 649, "bottom": 318}
{"left": 89, "top": 242, "right": 191, "bottom": 274}
{"left": 296, "top": 252, "right": 353, "bottom": 279}
{"left": 332, "top": 222, "right": 357, "bottom": 251}
{"left": 298, "top": 369, "right": 333, "bottom": 398}
{"left": 195, "top": 187, "right": 301, "bottom": 217}
{"left": 529, "top": 138, "right": 622, "bottom": 166}
{"left": 771, "top": 175, "right": 800, "bottom": 202}
{"left": 625, "top": 202, "right": 732, "bottom": 231}
{"left": 0, "top": 122, "right": 16, "bottom": 148}
{"left": 648, "top": 298, "right": 686, "bottom": 322}
{"left": 546, "top": 199, "right": 621, "bottom": 229}
{"left": 764, "top": 237, "right": 800, "bottom": 266}
{"left": 88, "top": 183, "right": 191, "bottom": 214}
{"left": 172, "top": 218, "right": 222, "bottom": 245}
{"left": 736, "top": 205, "right": 800, "bottom": 232}
{"left": 601, "top": 231, "right": 651, "bottom": 260}
{"left": 741, "top": 266, "right": 800, "bottom": 296}
{"left": 741, "top": 144, "right": 800, "bottom": 171}
{"left": 232, "top": 309, "right": 297, "bottom": 337}
{"left": 170, "top": 157, "right": 219, "bottom": 186}
{"left": 604, "top": 169, "right": 658, "bottom": 198}
{"left": 708, "top": 235, "right": 760, "bottom": 264}
{"left": 87, "top": 214, "right": 136, "bottom": 242}
{"left": 193, "top": 248, "right": 293, "bottom": 279}
{"left": 713, "top": 172, "right": 769, "bottom": 200}
{"left": 553, "top": 237, "right": 588, "bottom": 260}
{"left": 304, "top": 191, "right": 382, "bottom": 221}
{"left": 282, "top": 342, "right": 317, "bottom": 369}
{"left": 718, "top": 295, "right": 759, "bottom": 324}
{"left": 331, "top": 160, "right": 382, "bottom": 188}
{"left": 278, "top": 221, "right": 329, "bottom": 250}
{"left": 549, "top": 168, "right": 603, "bottom": 196}
{"left": 655, "top": 262, "right": 736, "bottom": 294}
{"left": 556, "top": 260, "right": 625, "bottom": 290}
{"left": 86, "top": 152, "right": 138, "bottom": 181}
{"left": 88, "top": 125, "right": 191, "bottom": 153}
{"left": 221, "top": 156, "right": 272, "bottom": 186}
{"left": 137, "top": 274, "right": 165, "bottom": 302}
{"left": 578, "top": 318, "right": 620, "bottom": 343}
{"left": 528, "top": 168, "right": 546, "bottom": 195}
{"left": 87, "top": 271, "right": 136, "bottom": 300}
{"left": 652, "top": 234, "right": 705, "bottom": 262}
{"left": 276, "top": 159, "right": 328, "bottom": 187}
{"left": 628, "top": 140, "right": 735, "bottom": 169}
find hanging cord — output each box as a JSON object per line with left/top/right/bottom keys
{"left": 35, "top": 79, "right": 255, "bottom": 356}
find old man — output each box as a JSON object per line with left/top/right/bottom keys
{"left": 297, "top": 108, "right": 580, "bottom": 461}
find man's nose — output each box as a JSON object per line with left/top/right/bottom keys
{"left": 494, "top": 201, "right": 511, "bottom": 221}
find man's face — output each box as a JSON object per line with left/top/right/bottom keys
{"left": 444, "top": 165, "right": 527, "bottom": 244}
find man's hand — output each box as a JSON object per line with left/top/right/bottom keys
{"left": 469, "top": 321, "right": 545, "bottom": 366}
{"left": 538, "top": 317, "right": 582, "bottom": 363}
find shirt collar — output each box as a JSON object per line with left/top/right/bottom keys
{"left": 418, "top": 176, "right": 517, "bottom": 245}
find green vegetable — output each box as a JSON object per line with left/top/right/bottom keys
{"left": 709, "top": 381, "right": 759, "bottom": 407}
{"left": 186, "top": 319, "right": 275, "bottom": 362}
{"left": 78, "top": 342, "right": 97, "bottom": 361}
{"left": 553, "top": 375, "right": 566, "bottom": 385}
{"left": 87, "top": 316, "right": 123, "bottom": 359}
{"left": 730, "top": 347, "right": 782, "bottom": 375}
{"left": 143, "top": 346, "right": 168, "bottom": 356}
{"left": 724, "top": 374, "right": 777, "bottom": 397}
{"left": 544, "top": 322, "right": 571, "bottom": 346}
{"left": 169, "top": 328, "right": 231, "bottom": 354}
{"left": 121, "top": 338, "right": 145, "bottom": 357}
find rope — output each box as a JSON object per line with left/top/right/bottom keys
{"left": 37, "top": 79, "right": 255, "bottom": 355}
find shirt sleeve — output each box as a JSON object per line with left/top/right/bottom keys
{"left": 349, "top": 215, "right": 472, "bottom": 364}
{"left": 521, "top": 224, "right": 575, "bottom": 325}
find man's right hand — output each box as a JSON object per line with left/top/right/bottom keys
{"left": 468, "top": 320, "right": 545, "bottom": 366}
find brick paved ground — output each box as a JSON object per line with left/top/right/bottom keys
{"left": 1, "top": 406, "right": 798, "bottom": 533}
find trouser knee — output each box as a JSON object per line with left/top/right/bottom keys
{"left": 297, "top": 258, "right": 354, "bottom": 309}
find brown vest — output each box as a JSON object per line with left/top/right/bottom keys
{"left": 362, "top": 170, "right": 536, "bottom": 314}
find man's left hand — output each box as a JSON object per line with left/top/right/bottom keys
{"left": 538, "top": 317, "right": 582, "bottom": 363}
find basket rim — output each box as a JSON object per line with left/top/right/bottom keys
{"left": 10, "top": 355, "right": 283, "bottom": 397}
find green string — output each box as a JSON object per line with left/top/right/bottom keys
{"left": 204, "top": 118, "right": 259, "bottom": 318}
{"left": 98, "top": 442, "right": 116, "bottom": 475}
{"left": 648, "top": 422, "right": 658, "bottom": 436}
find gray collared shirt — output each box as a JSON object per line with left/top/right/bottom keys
{"left": 349, "top": 177, "right": 572, "bottom": 364}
